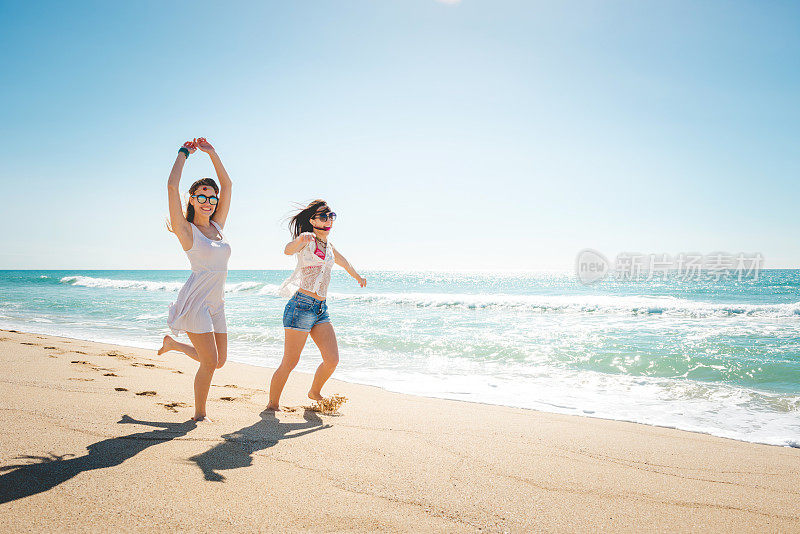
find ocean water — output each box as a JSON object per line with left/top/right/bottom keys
{"left": 2, "top": 269, "right": 798, "bottom": 447}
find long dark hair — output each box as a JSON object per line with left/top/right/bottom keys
{"left": 166, "top": 178, "right": 219, "bottom": 233}
{"left": 289, "top": 199, "right": 328, "bottom": 239}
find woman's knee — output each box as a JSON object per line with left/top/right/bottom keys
{"left": 215, "top": 354, "right": 227, "bottom": 369}
{"left": 198, "top": 361, "right": 218, "bottom": 374}
{"left": 281, "top": 355, "right": 300, "bottom": 371}
{"left": 196, "top": 348, "right": 219, "bottom": 369}
{"left": 188, "top": 333, "right": 220, "bottom": 369}
{"left": 323, "top": 350, "right": 339, "bottom": 367}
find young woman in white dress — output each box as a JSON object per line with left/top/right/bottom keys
{"left": 157, "top": 137, "right": 232, "bottom": 421}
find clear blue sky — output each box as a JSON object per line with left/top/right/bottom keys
{"left": 2, "top": 0, "right": 798, "bottom": 270}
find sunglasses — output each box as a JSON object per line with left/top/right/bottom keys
{"left": 191, "top": 194, "right": 218, "bottom": 205}
{"left": 314, "top": 211, "right": 337, "bottom": 222}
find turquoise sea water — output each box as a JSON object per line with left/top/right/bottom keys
{"left": 2, "top": 269, "right": 798, "bottom": 447}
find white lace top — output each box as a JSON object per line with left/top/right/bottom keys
{"left": 278, "top": 232, "right": 336, "bottom": 298}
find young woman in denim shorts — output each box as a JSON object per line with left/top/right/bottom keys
{"left": 267, "top": 199, "right": 367, "bottom": 410}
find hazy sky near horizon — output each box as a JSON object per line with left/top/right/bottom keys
{"left": 2, "top": 1, "right": 798, "bottom": 270}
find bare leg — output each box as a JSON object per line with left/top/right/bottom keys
{"left": 158, "top": 334, "right": 200, "bottom": 362}
{"left": 214, "top": 333, "right": 227, "bottom": 369}
{"left": 267, "top": 329, "right": 309, "bottom": 410}
{"left": 308, "top": 322, "right": 339, "bottom": 401}
{"left": 186, "top": 332, "right": 219, "bottom": 421}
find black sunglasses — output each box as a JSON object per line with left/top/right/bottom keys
{"left": 191, "top": 194, "right": 218, "bottom": 205}
{"left": 314, "top": 211, "right": 337, "bottom": 222}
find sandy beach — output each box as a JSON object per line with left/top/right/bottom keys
{"left": 0, "top": 329, "right": 798, "bottom": 532}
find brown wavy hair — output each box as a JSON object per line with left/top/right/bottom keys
{"left": 288, "top": 199, "right": 328, "bottom": 239}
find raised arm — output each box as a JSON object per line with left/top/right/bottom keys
{"left": 196, "top": 137, "right": 232, "bottom": 229}
{"left": 331, "top": 245, "right": 367, "bottom": 287}
{"left": 167, "top": 141, "right": 196, "bottom": 251}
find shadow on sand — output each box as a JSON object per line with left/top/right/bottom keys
{"left": 0, "top": 415, "right": 196, "bottom": 504}
{"left": 0, "top": 409, "right": 330, "bottom": 502}
{"left": 190, "top": 409, "right": 330, "bottom": 481}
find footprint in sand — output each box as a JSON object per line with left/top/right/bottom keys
{"left": 103, "top": 373, "right": 118, "bottom": 377}
{"left": 219, "top": 396, "right": 236, "bottom": 401}
{"left": 72, "top": 350, "right": 87, "bottom": 355}
{"left": 158, "top": 401, "right": 188, "bottom": 412}
{"left": 21, "top": 342, "right": 36, "bottom": 346}
{"left": 114, "top": 387, "right": 128, "bottom": 392}
{"left": 44, "top": 346, "right": 57, "bottom": 350}
{"left": 131, "top": 362, "right": 156, "bottom": 368}
{"left": 172, "top": 370, "right": 183, "bottom": 374}
{"left": 71, "top": 360, "right": 89, "bottom": 365}
{"left": 104, "top": 351, "right": 131, "bottom": 360}
{"left": 135, "top": 391, "right": 157, "bottom": 396}
{"left": 68, "top": 377, "right": 94, "bottom": 382}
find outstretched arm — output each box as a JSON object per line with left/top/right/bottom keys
{"left": 196, "top": 137, "right": 232, "bottom": 229}
{"left": 167, "top": 141, "right": 196, "bottom": 251}
{"left": 331, "top": 245, "right": 367, "bottom": 287}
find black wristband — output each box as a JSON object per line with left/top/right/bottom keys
{"left": 178, "top": 147, "right": 190, "bottom": 159}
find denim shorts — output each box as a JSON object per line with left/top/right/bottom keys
{"left": 283, "top": 292, "right": 330, "bottom": 332}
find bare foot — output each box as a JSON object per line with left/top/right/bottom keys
{"left": 308, "top": 390, "right": 324, "bottom": 402}
{"left": 157, "top": 335, "right": 174, "bottom": 356}
{"left": 192, "top": 414, "right": 213, "bottom": 422}
{"left": 266, "top": 404, "right": 281, "bottom": 411}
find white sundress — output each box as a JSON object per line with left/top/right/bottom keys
{"left": 167, "top": 221, "right": 231, "bottom": 335}
{"left": 278, "top": 232, "right": 335, "bottom": 298}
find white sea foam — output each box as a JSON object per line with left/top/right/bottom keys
{"left": 60, "top": 276, "right": 185, "bottom": 292}
{"left": 329, "top": 291, "right": 800, "bottom": 317}
{"left": 256, "top": 284, "right": 281, "bottom": 296}
{"left": 134, "top": 313, "right": 164, "bottom": 320}
{"left": 59, "top": 275, "right": 280, "bottom": 294}
{"left": 333, "top": 356, "right": 800, "bottom": 448}
{"left": 225, "top": 281, "right": 262, "bottom": 292}
{"left": 57, "top": 275, "right": 800, "bottom": 317}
